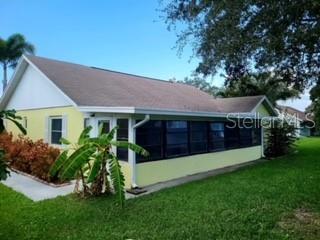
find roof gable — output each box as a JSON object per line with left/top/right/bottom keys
{"left": 0, "top": 56, "right": 75, "bottom": 110}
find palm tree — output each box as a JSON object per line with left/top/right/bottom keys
{"left": 0, "top": 34, "right": 35, "bottom": 92}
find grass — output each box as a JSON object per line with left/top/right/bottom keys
{"left": 1, "top": 138, "right": 320, "bottom": 240}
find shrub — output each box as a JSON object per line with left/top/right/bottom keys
{"left": 264, "top": 121, "right": 297, "bottom": 158}
{"left": 0, "top": 150, "right": 10, "bottom": 181}
{"left": 0, "top": 133, "right": 61, "bottom": 182}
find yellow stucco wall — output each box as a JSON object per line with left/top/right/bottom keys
{"left": 6, "top": 106, "right": 84, "bottom": 144}
{"left": 136, "top": 146, "right": 262, "bottom": 186}
{"left": 256, "top": 103, "right": 271, "bottom": 117}
{"left": 119, "top": 161, "right": 132, "bottom": 189}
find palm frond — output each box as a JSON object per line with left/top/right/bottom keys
{"left": 98, "top": 122, "right": 104, "bottom": 136}
{"left": 60, "top": 145, "right": 96, "bottom": 180}
{"left": 49, "top": 150, "right": 69, "bottom": 177}
{"left": 108, "top": 154, "right": 125, "bottom": 208}
{"left": 60, "top": 137, "right": 71, "bottom": 145}
{"left": 98, "top": 126, "right": 118, "bottom": 146}
{"left": 3, "top": 109, "right": 19, "bottom": 119}
{"left": 111, "top": 141, "right": 149, "bottom": 157}
{"left": 78, "top": 126, "right": 92, "bottom": 145}
{"left": 87, "top": 153, "right": 103, "bottom": 183}
{"left": 5, "top": 116, "right": 26, "bottom": 135}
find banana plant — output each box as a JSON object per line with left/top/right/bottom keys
{"left": 50, "top": 125, "right": 148, "bottom": 208}
{"left": 0, "top": 109, "right": 26, "bottom": 135}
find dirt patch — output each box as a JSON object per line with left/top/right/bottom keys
{"left": 278, "top": 208, "right": 320, "bottom": 239}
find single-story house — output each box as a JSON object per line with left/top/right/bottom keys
{"left": 0, "top": 55, "right": 277, "bottom": 188}
{"left": 276, "top": 105, "right": 317, "bottom": 137}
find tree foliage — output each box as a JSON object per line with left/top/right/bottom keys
{"left": 219, "top": 72, "right": 300, "bottom": 105}
{"left": 50, "top": 126, "right": 148, "bottom": 208}
{"left": 163, "top": 0, "right": 320, "bottom": 92}
{"left": 0, "top": 33, "right": 35, "bottom": 91}
{"left": 307, "top": 81, "right": 320, "bottom": 130}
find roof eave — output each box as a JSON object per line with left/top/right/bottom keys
{"left": 77, "top": 106, "right": 265, "bottom": 119}
{"left": 0, "top": 57, "right": 28, "bottom": 110}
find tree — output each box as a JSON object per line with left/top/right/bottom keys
{"left": 0, "top": 109, "right": 26, "bottom": 181}
{"left": 307, "top": 81, "right": 320, "bottom": 131}
{"left": 50, "top": 126, "right": 148, "bottom": 208}
{"left": 219, "top": 71, "right": 300, "bottom": 105}
{"left": 0, "top": 34, "right": 35, "bottom": 92}
{"left": 163, "top": 0, "right": 320, "bottom": 92}
{"left": 170, "top": 76, "right": 220, "bottom": 96}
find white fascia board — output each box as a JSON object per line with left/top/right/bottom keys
{"left": 22, "top": 55, "right": 77, "bottom": 107}
{"left": 0, "top": 58, "right": 27, "bottom": 110}
{"left": 78, "top": 106, "right": 259, "bottom": 119}
{"left": 78, "top": 106, "right": 136, "bottom": 113}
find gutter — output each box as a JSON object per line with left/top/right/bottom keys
{"left": 78, "top": 106, "right": 259, "bottom": 119}
{"left": 131, "top": 114, "right": 150, "bottom": 188}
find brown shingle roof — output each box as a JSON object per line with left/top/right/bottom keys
{"left": 26, "top": 55, "right": 265, "bottom": 113}
{"left": 277, "top": 105, "right": 307, "bottom": 121}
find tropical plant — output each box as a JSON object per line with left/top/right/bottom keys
{"left": 0, "top": 109, "right": 26, "bottom": 135}
{"left": 0, "top": 33, "right": 35, "bottom": 91}
{"left": 0, "top": 109, "right": 26, "bottom": 181}
{"left": 50, "top": 125, "right": 148, "bottom": 207}
{"left": 264, "top": 120, "right": 297, "bottom": 159}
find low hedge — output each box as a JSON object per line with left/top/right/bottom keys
{"left": 0, "top": 133, "right": 61, "bottom": 183}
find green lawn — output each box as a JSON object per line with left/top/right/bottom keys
{"left": 1, "top": 138, "right": 320, "bottom": 240}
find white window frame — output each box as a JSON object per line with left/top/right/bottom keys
{"left": 94, "top": 117, "right": 112, "bottom": 137}
{"left": 48, "top": 116, "right": 67, "bottom": 146}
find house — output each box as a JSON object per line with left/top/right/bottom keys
{"left": 0, "top": 55, "right": 277, "bottom": 188}
{"left": 276, "top": 105, "right": 316, "bottom": 137}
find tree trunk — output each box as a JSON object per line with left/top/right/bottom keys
{"left": 2, "top": 63, "right": 7, "bottom": 93}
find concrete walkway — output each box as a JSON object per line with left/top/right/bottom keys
{"left": 2, "top": 171, "right": 75, "bottom": 201}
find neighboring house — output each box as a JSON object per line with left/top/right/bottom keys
{"left": 0, "top": 55, "right": 277, "bottom": 188}
{"left": 276, "top": 105, "right": 315, "bottom": 137}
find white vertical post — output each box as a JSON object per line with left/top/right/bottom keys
{"left": 261, "top": 124, "right": 265, "bottom": 157}
{"left": 128, "top": 117, "right": 136, "bottom": 188}
{"left": 111, "top": 116, "right": 117, "bottom": 153}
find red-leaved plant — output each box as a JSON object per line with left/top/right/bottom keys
{"left": 0, "top": 133, "right": 60, "bottom": 182}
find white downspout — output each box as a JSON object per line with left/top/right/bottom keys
{"left": 133, "top": 114, "right": 150, "bottom": 129}
{"left": 131, "top": 114, "right": 150, "bottom": 188}
{"left": 261, "top": 125, "right": 265, "bottom": 158}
